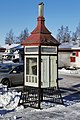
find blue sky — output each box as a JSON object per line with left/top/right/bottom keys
{"left": 0, "top": 0, "right": 80, "bottom": 45}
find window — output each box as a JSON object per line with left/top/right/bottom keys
{"left": 26, "top": 57, "right": 38, "bottom": 84}
{"left": 70, "top": 57, "right": 75, "bottom": 62}
{"left": 26, "top": 58, "right": 37, "bottom": 75}
{"left": 26, "top": 47, "right": 38, "bottom": 52}
{"left": 11, "top": 65, "right": 23, "bottom": 74}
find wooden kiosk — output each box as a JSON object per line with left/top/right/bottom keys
{"left": 21, "top": 2, "right": 63, "bottom": 108}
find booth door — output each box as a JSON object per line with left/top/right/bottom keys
{"left": 50, "top": 56, "right": 57, "bottom": 87}
{"left": 41, "top": 56, "right": 57, "bottom": 88}
{"left": 41, "top": 56, "right": 49, "bottom": 87}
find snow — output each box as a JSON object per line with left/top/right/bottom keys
{"left": 2, "top": 60, "right": 14, "bottom": 64}
{"left": 59, "top": 41, "right": 80, "bottom": 49}
{"left": 3, "top": 102, "right": 80, "bottom": 120}
{"left": 0, "top": 69, "right": 80, "bottom": 119}
{"left": 59, "top": 42, "right": 73, "bottom": 48}
{"left": 1, "top": 44, "right": 20, "bottom": 49}
{"left": 59, "top": 67, "right": 80, "bottom": 76}
{"left": 0, "top": 84, "right": 21, "bottom": 116}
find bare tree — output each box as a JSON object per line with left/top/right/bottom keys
{"left": 76, "top": 22, "right": 80, "bottom": 38}
{"left": 72, "top": 32, "right": 77, "bottom": 45}
{"left": 71, "top": 22, "right": 80, "bottom": 46}
{"left": 56, "top": 26, "right": 71, "bottom": 43}
{"left": 5, "top": 29, "right": 15, "bottom": 44}
{"left": 17, "top": 28, "right": 29, "bottom": 43}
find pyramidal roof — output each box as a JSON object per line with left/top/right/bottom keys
{"left": 21, "top": 2, "right": 60, "bottom": 46}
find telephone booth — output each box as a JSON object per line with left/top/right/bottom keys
{"left": 21, "top": 2, "right": 63, "bottom": 108}
{"left": 24, "top": 46, "right": 58, "bottom": 88}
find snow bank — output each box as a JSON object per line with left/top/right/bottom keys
{"left": 59, "top": 68, "right": 80, "bottom": 76}
{"left": 4, "top": 102, "right": 80, "bottom": 120}
{"left": 0, "top": 84, "right": 21, "bottom": 115}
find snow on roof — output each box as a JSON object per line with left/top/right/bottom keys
{"left": 11, "top": 44, "right": 23, "bottom": 50}
{"left": 71, "top": 47, "right": 80, "bottom": 50}
{"left": 59, "top": 41, "right": 80, "bottom": 49}
{"left": 59, "top": 42, "right": 80, "bottom": 50}
{"left": 1, "top": 44, "right": 20, "bottom": 49}
{"left": 77, "top": 36, "right": 80, "bottom": 39}
{"left": 59, "top": 42, "right": 73, "bottom": 49}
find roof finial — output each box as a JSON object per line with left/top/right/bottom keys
{"left": 38, "top": 2, "right": 44, "bottom": 17}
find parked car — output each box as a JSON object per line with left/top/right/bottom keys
{"left": 0, "top": 63, "right": 24, "bottom": 87}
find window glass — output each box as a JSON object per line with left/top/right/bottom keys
{"left": 70, "top": 57, "right": 75, "bottom": 62}
{"left": 26, "top": 58, "right": 37, "bottom": 75}
{"left": 41, "top": 46, "right": 56, "bottom": 53}
{"left": 26, "top": 47, "right": 38, "bottom": 52}
{"left": 11, "top": 65, "right": 23, "bottom": 74}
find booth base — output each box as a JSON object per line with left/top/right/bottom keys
{"left": 19, "top": 86, "right": 64, "bottom": 109}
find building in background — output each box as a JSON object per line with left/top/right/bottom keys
{"left": 0, "top": 44, "right": 23, "bottom": 63}
{"left": 58, "top": 42, "right": 80, "bottom": 68}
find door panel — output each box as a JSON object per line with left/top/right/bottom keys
{"left": 50, "top": 56, "right": 57, "bottom": 87}
{"left": 41, "top": 56, "right": 57, "bottom": 88}
{"left": 41, "top": 56, "right": 49, "bottom": 88}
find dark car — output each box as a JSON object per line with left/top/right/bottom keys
{"left": 0, "top": 63, "right": 24, "bottom": 87}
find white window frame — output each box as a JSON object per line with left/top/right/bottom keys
{"left": 24, "top": 55, "right": 39, "bottom": 87}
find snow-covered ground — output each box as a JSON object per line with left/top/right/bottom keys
{"left": 0, "top": 69, "right": 80, "bottom": 119}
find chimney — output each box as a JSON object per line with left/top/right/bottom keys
{"left": 37, "top": 2, "right": 45, "bottom": 27}
{"left": 38, "top": 2, "right": 44, "bottom": 17}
